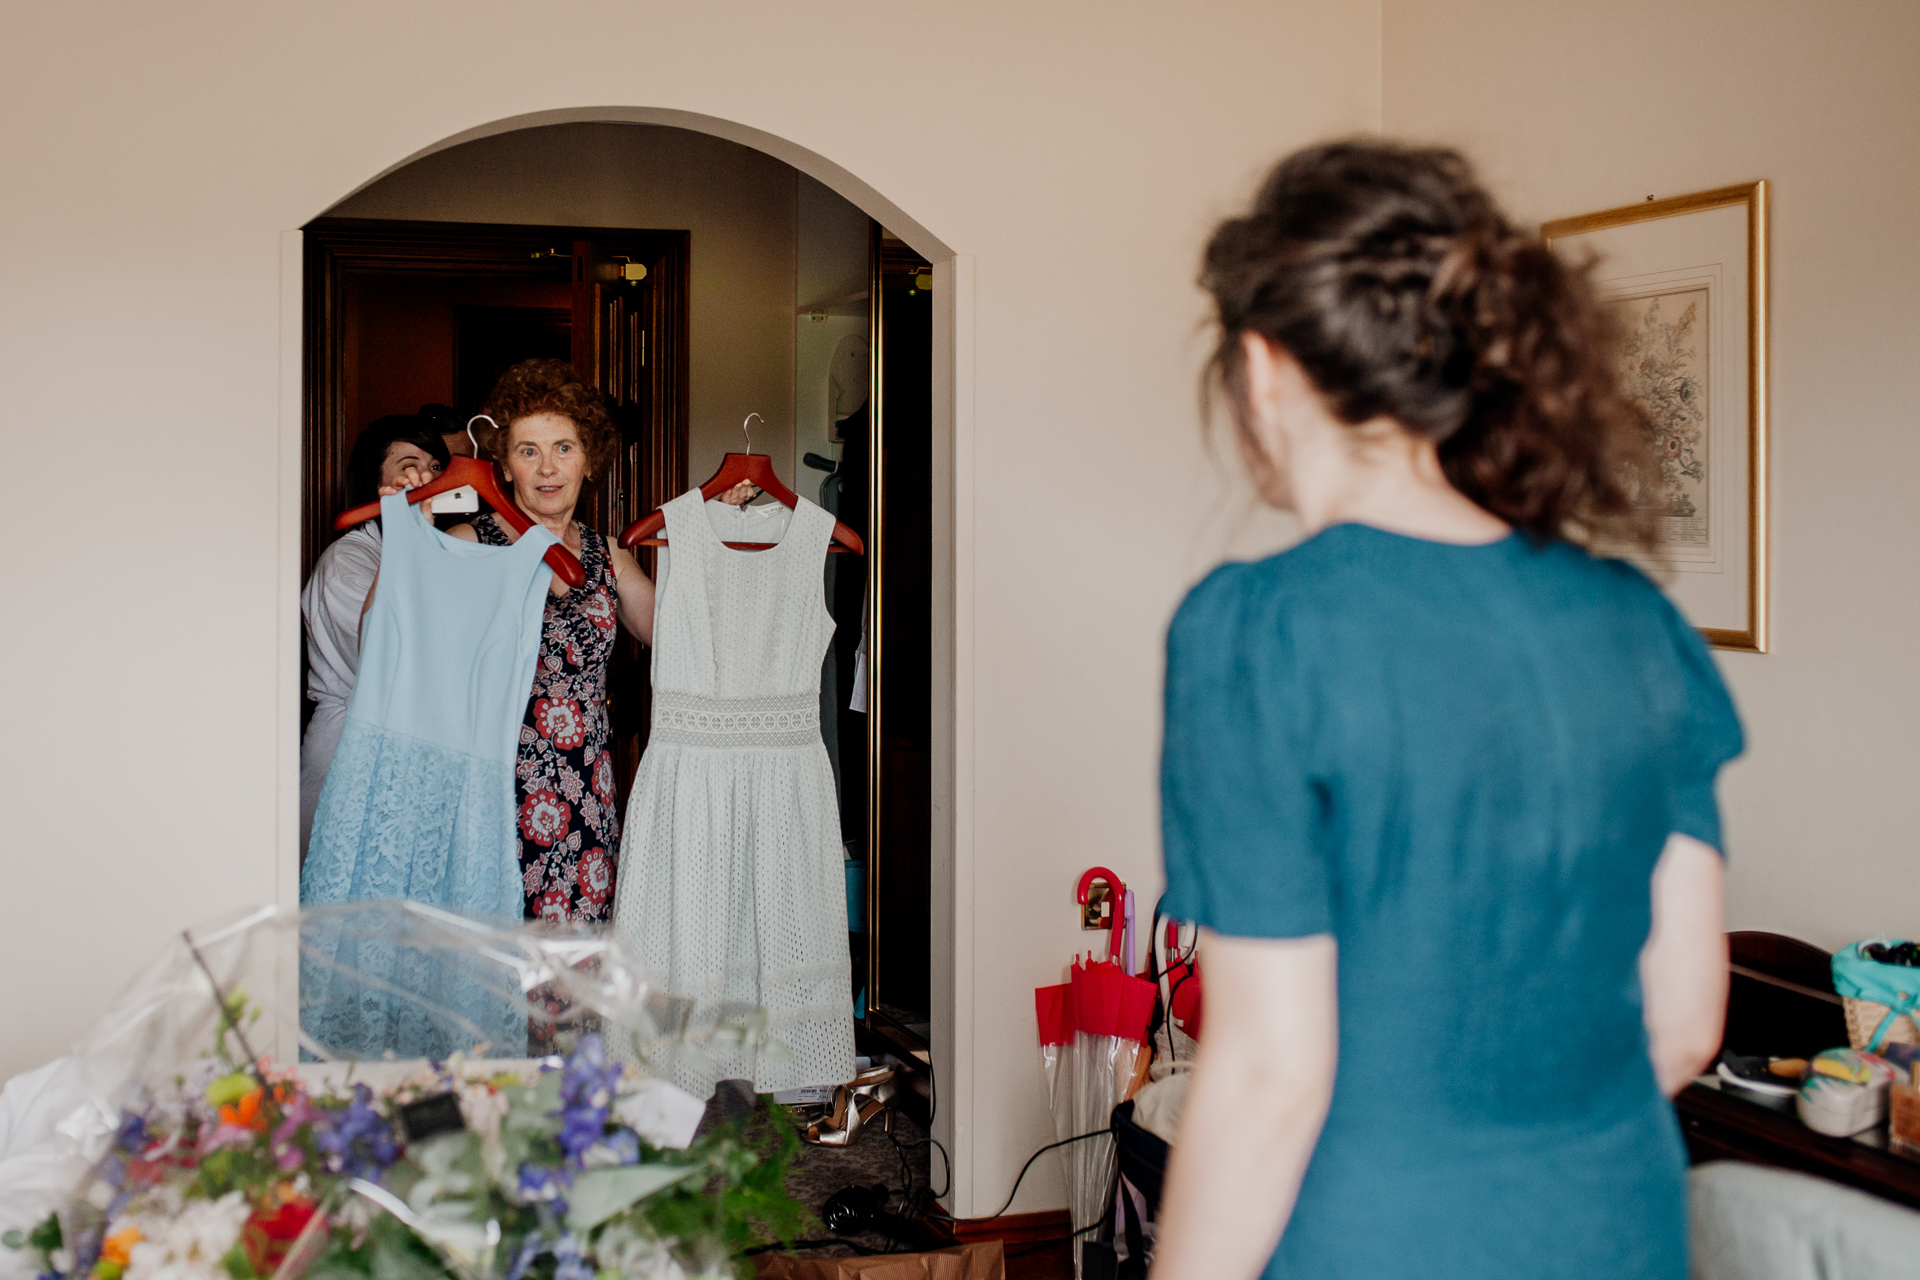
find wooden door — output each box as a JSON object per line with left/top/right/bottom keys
{"left": 302, "top": 218, "right": 689, "bottom": 782}
{"left": 568, "top": 237, "right": 690, "bottom": 811}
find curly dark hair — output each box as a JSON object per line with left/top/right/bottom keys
{"left": 1200, "top": 140, "right": 1657, "bottom": 552}
{"left": 477, "top": 358, "right": 621, "bottom": 478}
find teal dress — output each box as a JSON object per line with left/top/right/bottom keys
{"left": 1160, "top": 524, "right": 1742, "bottom": 1279}
{"left": 301, "top": 494, "right": 558, "bottom": 1059}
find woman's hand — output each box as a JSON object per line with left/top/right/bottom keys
{"left": 377, "top": 463, "right": 438, "bottom": 515}
{"left": 718, "top": 480, "right": 760, "bottom": 507}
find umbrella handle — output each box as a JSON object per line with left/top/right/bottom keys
{"left": 1076, "top": 867, "right": 1126, "bottom": 964}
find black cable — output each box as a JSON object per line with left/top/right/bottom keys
{"left": 920, "top": 1129, "right": 1107, "bottom": 1227}
{"left": 888, "top": 1132, "right": 953, "bottom": 1203}
{"left": 884, "top": 1128, "right": 915, "bottom": 1254}
{"left": 925, "top": 1135, "right": 952, "bottom": 1200}
{"left": 889, "top": 1127, "right": 915, "bottom": 1210}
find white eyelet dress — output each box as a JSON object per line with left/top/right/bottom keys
{"left": 611, "top": 490, "right": 855, "bottom": 1096}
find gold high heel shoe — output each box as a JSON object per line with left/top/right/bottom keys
{"left": 803, "top": 1066, "right": 897, "bottom": 1146}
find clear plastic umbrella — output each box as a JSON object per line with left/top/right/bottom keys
{"left": 1035, "top": 955, "right": 1156, "bottom": 1278}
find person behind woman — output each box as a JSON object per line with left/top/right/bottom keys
{"left": 299, "top": 415, "right": 449, "bottom": 860}
{"left": 1151, "top": 142, "right": 1741, "bottom": 1279}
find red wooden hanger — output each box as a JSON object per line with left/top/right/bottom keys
{"left": 333, "top": 417, "right": 587, "bottom": 588}
{"left": 619, "top": 413, "right": 864, "bottom": 554}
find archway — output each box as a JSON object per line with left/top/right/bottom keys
{"left": 278, "top": 109, "right": 970, "bottom": 1187}
{"left": 330, "top": 105, "right": 954, "bottom": 266}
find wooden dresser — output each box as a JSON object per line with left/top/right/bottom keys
{"left": 1675, "top": 930, "right": 1920, "bottom": 1209}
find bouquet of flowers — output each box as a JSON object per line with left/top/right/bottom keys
{"left": 4, "top": 905, "right": 811, "bottom": 1280}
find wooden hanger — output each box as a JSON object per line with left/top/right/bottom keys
{"left": 333, "top": 416, "right": 588, "bottom": 588}
{"left": 619, "top": 413, "right": 864, "bottom": 554}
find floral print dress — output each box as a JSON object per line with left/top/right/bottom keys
{"left": 475, "top": 513, "right": 621, "bottom": 925}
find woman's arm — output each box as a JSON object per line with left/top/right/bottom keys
{"left": 1640, "top": 832, "right": 1728, "bottom": 1094}
{"left": 1149, "top": 932, "right": 1338, "bottom": 1280}
{"left": 609, "top": 544, "right": 655, "bottom": 646}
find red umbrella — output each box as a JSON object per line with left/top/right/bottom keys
{"left": 1036, "top": 873, "right": 1157, "bottom": 1277}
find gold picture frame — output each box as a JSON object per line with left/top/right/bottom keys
{"left": 1543, "top": 181, "right": 1770, "bottom": 652}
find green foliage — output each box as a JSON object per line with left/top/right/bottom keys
{"left": 220, "top": 1241, "right": 260, "bottom": 1280}
{"left": 30, "top": 1214, "right": 63, "bottom": 1253}
{"left": 194, "top": 1142, "right": 281, "bottom": 1201}
{"left": 633, "top": 1101, "right": 814, "bottom": 1265}
{"left": 367, "top": 1214, "right": 459, "bottom": 1280}
{"left": 303, "top": 1220, "right": 380, "bottom": 1280}
{"left": 2, "top": 1213, "right": 65, "bottom": 1272}
{"left": 3, "top": 1018, "right": 812, "bottom": 1280}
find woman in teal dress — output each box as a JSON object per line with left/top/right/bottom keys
{"left": 1151, "top": 142, "right": 1742, "bottom": 1278}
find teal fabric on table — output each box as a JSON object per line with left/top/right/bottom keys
{"left": 301, "top": 494, "right": 557, "bottom": 1060}
{"left": 1160, "top": 523, "right": 1742, "bottom": 1280}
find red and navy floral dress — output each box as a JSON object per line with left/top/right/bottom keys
{"left": 475, "top": 513, "right": 621, "bottom": 925}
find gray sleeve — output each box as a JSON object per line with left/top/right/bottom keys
{"left": 301, "top": 530, "right": 381, "bottom": 702}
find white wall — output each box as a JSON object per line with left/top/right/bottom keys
{"left": 0, "top": 0, "right": 1381, "bottom": 1215}
{"left": 793, "top": 172, "right": 870, "bottom": 496}
{"left": 1381, "top": 0, "right": 1920, "bottom": 951}
{"left": 331, "top": 123, "right": 800, "bottom": 483}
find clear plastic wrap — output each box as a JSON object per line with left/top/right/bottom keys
{"left": 4, "top": 901, "right": 806, "bottom": 1280}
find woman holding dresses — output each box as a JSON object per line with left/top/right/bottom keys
{"left": 431, "top": 358, "right": 755, "bottom": 928}
{"left": 440, "top": 360, "right": 644, "bottom": 925}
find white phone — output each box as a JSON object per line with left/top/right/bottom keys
{"left": 431, "top": 484, "right": 480, "bottom": 514}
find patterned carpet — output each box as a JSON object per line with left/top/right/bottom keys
{"left": 697, "top": 1079, "right": 937, "bottom": 1257}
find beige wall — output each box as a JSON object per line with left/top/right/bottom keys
{"left": 0, "top": 0, "right": 1381, "bottom": 1215}
{"left": 1382, "top": 0, "right": 1920, "bottom": 951}
{"left": 10, "top": 0, "right": 1907, "bottom": 1222}
{"left": 331, "top": 123, "right": 800, "bottom": 483}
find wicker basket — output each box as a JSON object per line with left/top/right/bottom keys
{"left": 1843, "top": 995, "right": 1920, "bottom": 1052}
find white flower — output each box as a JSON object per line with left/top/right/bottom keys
{"left": 611, "top": 1078, "right": 704, "bottom": 1150}
{"left": 456, "top": 1081, "right": 510, "bottom": 1142}
{"left": 121, "top": 1189, "right": 250, "bottom": 1280}
{"left": 454, "top": 1082, "right": 511, "bottom": 1182}
{"left": 593, "top": 1226, "right": 688, "bottom": 1280}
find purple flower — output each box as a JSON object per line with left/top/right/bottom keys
{"left": 115, "top": 1113, "right": 148, "bottom": 1154}
{"left": 558, "top": 1034, "right": 619, "bottom": 1112}
{"left": 314, "top": 1085, "right": 400, "bottom": 1181}
{"left": 199, "top": 1124, "right": 257, "bottom": 1154}
{"left": 504, "top": 1236, "right": 543, "bottom": 1280}
{"left": 272, "top": 1091, "right": 325, "bottom": 1172}
{"left": 517, "top": 1162, "right": 570, "bottom": 1214}
{"left": 553, "top": 1034, "right": 620, "bottom": 1169}
{"left": 557, "top": 1107, "right": 607, "bottom": 1167}
{"left": 597, "top": 1129, "right": 641, "bottom": 1166}
{"left": 550, "top": 1234, "right": 595, "bottom": 1280}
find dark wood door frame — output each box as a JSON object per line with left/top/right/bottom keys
{"left": 302, "top": 215, "right": 690, "bottom": 807}
{"left": 301, "top": 216, "right": 689, "bottom": 583}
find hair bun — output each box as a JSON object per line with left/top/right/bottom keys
{"left": 1199, "top": 139, "right": 1658, "bottom": 552}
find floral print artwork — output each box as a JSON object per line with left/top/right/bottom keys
{"left": 1609, "top": 286, "right": 1710, "bottom": 551}
{"left": 476, "top": 514, "right": 621, "bottom": 926}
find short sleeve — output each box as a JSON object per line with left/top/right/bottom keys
{"left": 1158, "top": 565, "right": 1331, "bottom": 939}
{"left": 1658, "top": 601, "right": 1745, "bottom": 853}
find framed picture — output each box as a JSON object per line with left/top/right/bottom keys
{"left": 1543, "top": 181, "right": 1770, "bottom": 652}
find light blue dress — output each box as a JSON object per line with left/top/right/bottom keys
{"left": 1161, "top": 525, "right": 1743, "bottom": 1278}
{"left": 301, "top": 494, "right": 558, "bottom": 1059}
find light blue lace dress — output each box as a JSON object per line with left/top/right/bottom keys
{"left": 301, "top": 495, "right": 558, "bottom": 1059}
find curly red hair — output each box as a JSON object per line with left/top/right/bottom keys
{"left": 477, "top": 358, "right": 620, "bottom": 477}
